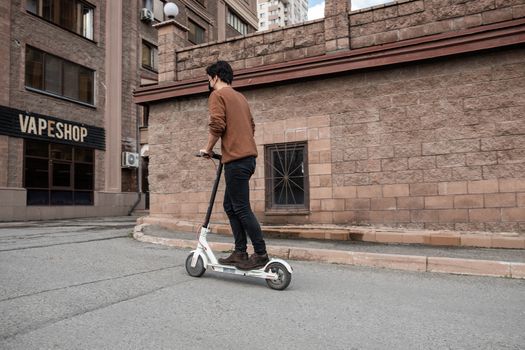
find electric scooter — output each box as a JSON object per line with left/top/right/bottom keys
{"left": 185, "top": 152, "right": 293, "bottom": 290}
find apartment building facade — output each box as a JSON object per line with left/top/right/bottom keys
{"left": 0, "top": 0, "right": 257, "bottom": 221}
{"left": 257, "top": 0, "right": 308, "bottom": 31}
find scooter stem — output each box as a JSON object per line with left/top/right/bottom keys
{"left": 203, "top": 161, "right": 223, "bottom": 228}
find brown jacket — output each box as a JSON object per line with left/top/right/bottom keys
{"left": 208, "top": 86, "right": 258, "bottom": 163}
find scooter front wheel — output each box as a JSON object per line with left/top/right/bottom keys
{"left": 185, "top": 253, "right": 206, "bottom": 277}
{"left": 265, "top": 262, "right": 291, "bottom": 290}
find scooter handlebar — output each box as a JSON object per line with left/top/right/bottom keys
{"left": 195, "top": 151, "right": 222, "bottom": 160}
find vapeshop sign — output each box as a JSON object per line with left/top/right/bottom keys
{"left": 0, "top": 105, "right": 105, "bottom": 150}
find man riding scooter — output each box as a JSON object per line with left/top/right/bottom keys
{"left": 200, "top": 60, "right": 269, "bottom": 270}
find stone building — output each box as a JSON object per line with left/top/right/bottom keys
{"left": 135, "top": 0, "right": 525, "bottom": 240}
{"left": 0, "top": 0, "right": 258, "bottom": 221}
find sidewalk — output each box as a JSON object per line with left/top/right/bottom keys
{"left": 133, "top": 223, "right": 525, "bottom": 280}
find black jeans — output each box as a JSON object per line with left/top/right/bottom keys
{"left": 223, "top": 156, "right": 266, "bottom": 255}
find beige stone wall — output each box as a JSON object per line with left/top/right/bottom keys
{"left": 175, "top": 19, "right": 326, "bottom": 80}
{"left": 148, "top": 46, "right": 525, "bottom": 232}
{"left": 324, "top": 47, "right": 525, "bottom": 232}
{"left": 349, "top": 0, "right": 525, "bottom": 48}
{"left": 161, "top": 0, "right": 525, "bottom": 82}
{"left": 143, "top": 0, "right": 525, "bottom": 233}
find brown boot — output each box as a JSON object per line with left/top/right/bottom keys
{"left": 218, "top": 251, "right": 248, "bottom": 265}
{"left": 235, "top": 253, "right": 269, "bottom": 270}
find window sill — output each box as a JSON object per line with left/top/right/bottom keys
{"left": 188, "top": 39, "right": 205, "bottom": 45}
{"left": 26, "top": 11, "right": 98, "bottom": 45}
{"left": 141, "top": 66, "right": 158, "bottom": 74}
{"left": 25, "top": 87, "right": 96, "bottom": 109}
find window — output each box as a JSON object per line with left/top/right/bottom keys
{"left": 260, "top": 22, "right": 265, "bottom": 27}
{"left": 153, "top": 0, "right": 164, "bottom": 21}
{"left": 227, "top": 9, "right": 248, "bottom": 35}
{"left": 25, "top": 46, "right": 95, "bottom": 105}
{"left": 140, "top": 105, "right": 149, "bottom": 128}
{"left": 24, "top": 140, "right": 94, "bottom": 206}
{"left": 351, "top": 0, "right": 395, "bottom": 11}
{"left": 188, "top": 19, "right": 205, "bottom": 44}
{"left": 142, "top": 0, "right": 152, "bottom": 11}
{"left": 143, "top": 0, "right": 164, "bottom": 20}
{"left": 265, "top": 142, "right": 308, "bottom": 211}
{"left": 141, "top": 40, "right": 158, "bottom": 71}
{"left": 26, "top": 0, "right": 94, "bottom": 40}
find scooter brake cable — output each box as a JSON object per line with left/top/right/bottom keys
{"left": 208, "top": 157, "right": 217, "bottom": 171}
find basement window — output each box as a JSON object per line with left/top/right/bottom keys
{"left": 265, "top": 142, "right": 309, "bottom": 213}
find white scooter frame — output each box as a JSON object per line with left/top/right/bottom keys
{"left": 185, "top": 152, "right": 293, "bottom": 290}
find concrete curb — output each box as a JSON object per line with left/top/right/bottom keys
{"left": 137, "top": 216, "right": 525, "bottom": 249}
{"left": 133, "top": 224, "right": 525, "bottom": 280}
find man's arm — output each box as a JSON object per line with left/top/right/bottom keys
{"left": 201, "top": 91, "right": 225, "bottom": 156}
{"left": 203, "top": 133, "right": 220, "bottom": 154}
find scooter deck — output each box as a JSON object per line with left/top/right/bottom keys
{"left": 208, "top": 262, "right": 278, "bottom": 279}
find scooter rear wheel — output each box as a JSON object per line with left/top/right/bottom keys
{"left": 265, "top": 262, "right": 291, "bottom": 290}
{"left": 185, "top": 253, "right": 206, "bottom": 277}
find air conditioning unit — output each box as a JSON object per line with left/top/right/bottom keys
{"left": 140, "top": 8, "right": 154, "bottom": 22}
{"left": 122, "top": 152, "right": 139, "bottom": 168}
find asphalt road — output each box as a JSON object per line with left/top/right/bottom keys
{"left": 1, "top": 217, "right": 524, "bottom": 350}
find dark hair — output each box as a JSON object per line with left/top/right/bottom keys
{"left": 206, "top": 61, "right": 234, "bottom": 85}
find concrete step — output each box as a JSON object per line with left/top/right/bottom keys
{"left": 131, "top": 209, "right": 150, "bottom": 217}
{"left": 137, "top": 216, "right": 525, "bottom": 250}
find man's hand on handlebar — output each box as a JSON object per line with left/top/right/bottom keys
{"left": 198, "top": 149, "right": 214, "bottom": 159}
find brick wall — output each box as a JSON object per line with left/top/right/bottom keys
{"left": 143, "top": 0, "right": 525, "bottom": 234}
{"left": 148, "top": 45, "right": 525, "bottom": 233}
{"left": 0, "top": 0, "right": 10, "bottom": 187}
{"left": 0, "top": 136, "right": 8, "bottom": 187}
{"left": 349, "top": 0, "right": 525, "bottom": 48}
{"left": 9, "top": 0, "right": 106, "bottom": 127}
{"left": 0, "top": 0, "right": 10, "bottom": 106}
{"left": 7, "top": 137, "right": 23, "bottom": 188}
{"left": 121, "top": 0, "right": 142, "bottom": 192}
{"left": 7, "top": 0, "right": 106, "bottom": 190}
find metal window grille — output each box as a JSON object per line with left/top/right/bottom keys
{"left": 265, "top": 142, "right": 309, "bottom": 211}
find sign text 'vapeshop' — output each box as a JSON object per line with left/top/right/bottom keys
{"left": 0, "top": 105, "right": 105, "bottom": 150}
{"left": 19, "top": 114, "right": 88, "bottom": 142}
